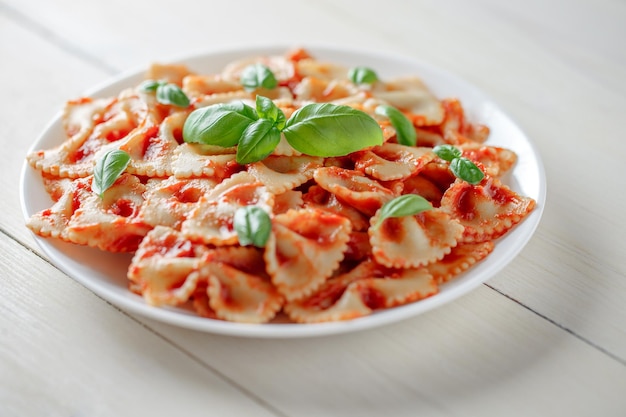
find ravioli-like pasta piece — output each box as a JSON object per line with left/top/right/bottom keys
{"left": 426, "top": 241, "right": 494, "bottom": 284}
{"left": 182, "top": 74, "right": 243, "bottom": 97}
{"left": 247, "top": 155, "right": 323, "bottom": 193}
{"left": 314, "top": 166, "right": 395, "bottom": 216}
{"left": 293, "top": 77, "right": 358, "bottom": 101}
{"left": 353, "top": 143, "right": 435, "bottom": 181}
{"left": 440, "top": 177, "right": 536, "bottom": 243}
{"left": 128, "top": 226, "right": 209, "bottom": 306}
{"left": 264, "top": 208, "right": 352, "bottom": 301}
{"left": 369, "top": 208, "right": 464, "bottom": 268}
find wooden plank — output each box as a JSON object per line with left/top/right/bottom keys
{"left": 141, "top": 286, "right": 626, "bottom": 417}
{"left": 0, "top": 12, "right": 111, "bottom": 245}
{"left": 0, "top": 234, "right": 281, "bottom": 417}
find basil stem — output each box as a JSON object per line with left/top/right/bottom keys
{"left": 375, "top": 104, "right": 417, "bottom": 146}
{"left": 233, "top": 206, "right": 272, "bottom": 247}
{"left": 92, "top": 149, "right": 131, "bottom": 198}
{"left": 373, "top": 194, "right": 432, "bottom": 230}
{"left": 255, "top": 95, "right": 286, "bottom": 129}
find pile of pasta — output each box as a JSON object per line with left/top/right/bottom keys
{"left": 26, "top": 48, "right": 535, "bottom": 324}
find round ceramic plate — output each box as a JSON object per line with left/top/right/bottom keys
{"left": 20, "top": 45, "right": 546, "bottom": 338}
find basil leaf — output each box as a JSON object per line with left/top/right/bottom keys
{"left": 373, "top": 194, "right": 432, "bottom": 230}
{"left": 433, "top": 144, "right": 462, "bottom": 162}
{"left": 240, "top": 64, "right": 278, "bottom": 91}
{"left": 348, "top": 66, "right": 379, "bottom": 85}
{"left": 236, "top": 119, "right": 281, "bottom": 164}
{"left": 156, "top": 83, "right": 190, "bottom": 107}
{"left": 375, "top": 104, "right": 417, "bottom": 146}
{"left": 255, "top": 95, "right": 286, "bottom": 129}
{"left": 234, "top": 206, "right": 272, "bottom": 247}
{"left": 450, "top": 157, "right": 485, "bottom": 185}
{"left": 283, "top": 103, "right": 383, "bottom": 156}
{"left": 183, "top": 102, "right": 258, "bottom": 147}
{"left": 92, "top": 149, "right": 131, "bottom": 198}
{"left": 139, "top": 79, "right": 162, "bottom": 92}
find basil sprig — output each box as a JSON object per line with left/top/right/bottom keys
{"left": 240, "top": 64, "right": 278, "bottom": 91}
{"left": 433, "top": 144, "right": 485, "bottom": 185}
{"left": 348, "top": 66, "right": 379, "bottom": 85}
{"left": 233, "top": 206, "right": 272, "bottom": 247}
{"left": 182, "top": 96, "right": 383, "bottom": 164}
{"left": 375, "top": 104, "right": 417, "bottom": 146}
{"left": 139, "top": 80, "right": 190, "bottom": 107}
{"left": 92, "top": 149, "right": 131, "bottom": 198}
{"left": 373, "top": 194, "right": 432, "bottom": 230}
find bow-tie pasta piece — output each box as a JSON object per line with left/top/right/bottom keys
{"left": 145, "top": 62, "right": 193, "bottom": 85}
{"left": 303, "top": 185, "right": 370, "bottom": 232}
{"left": 171, "top": 143, "right": 238, "bottom": 179}
{"left": 286, "top": 260, "right": 437, "bottom": 323}
{"left": 369, "top": 208, "right": 464, "bottom": 269}
{"left": 436, "top": 98, "right": 490, "bottom": 145}
{"left": 181, "top": 172, "right": 274, "bottom": 246}
{"left": 264, "top": 208, "right": 352, "bottom": 302}
{"left": 128, "top": 226, "right": 209, "bottom": 306}
{"left": 441, "top": 177, "right": 536, "bottom": 243}
{"left": 121, "top": 111, "right": 188, "bottom": 177}
{"left": 353, "top": 143, "right": 435, "bottom": 181}
{"left": 138, "top": 177, "right": 217, "bottom": 229}
{"left": 247, "top": 155, "right": 323, "bottom": 194}
{"left": 313, "top": 166, "right": 395, "bottom": 217}
{"left": 371, "top": 76, "right": 444, "bottom": 127}
{"left": 425, "top": 241, "right": 495, "bottom": 284}
{"left": 26, "top": 177, "right": 92, "bottom": 241}
{"left": 189, "top": 246, "right": 282, "bottom": 323}
{"left": 459, "top": 143, "right": 518, "bottom": 178}
{"left": 64, "top": 173, "right": 152, "bottom": 252}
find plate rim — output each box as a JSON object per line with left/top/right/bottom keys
{"left": 19, "top": 44, "right": 547, "bottom": 338}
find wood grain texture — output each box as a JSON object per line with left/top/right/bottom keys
{"left": 0, "top": 237, "right": 281, "bottom": 417}
{"left": 2, "top": 0, "right": 626, "bottom": 415}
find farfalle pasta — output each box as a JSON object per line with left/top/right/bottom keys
{"left": 26, "top": 48, "right": 536, "bottom": 324}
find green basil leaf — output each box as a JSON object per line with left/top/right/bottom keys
{"left": 139, "top": 79, "right": 162, "bottom": 92}
{"left": 240, "top": 64, "right": 278, "bottom": 91}
{"left": 348, "top": 66, "right": 379, "bottom": 85}
{"left": 236, "top": 119, "right": 281, "bottom": 165}
{"left": 373, "top": 194, "right": 432, "bottom": 230}
{"left": 156, "top": 83, "right": 190, "bottom": 107}
{"left": 233, "top": 206, "right": 272, "bottom": 247}
{"left": 375, "top": 104, "right": 417, "bottom": 146}
{"left": 450, "top": 157, "right": 485, "bottom": 184}
{"left": 183, "top": 102, "right": 258, "bottom": 147}
{"left": 433, "top": 144, "right": 462, "bottom": 162}
{"left": 255, "top": 95, "right": 286, "bottom": 129}
{"left": 92, "top": 149, "right": 131, "bottom": 198}
{"left": 283, "top": 103, "right": 383, "bottom": 156}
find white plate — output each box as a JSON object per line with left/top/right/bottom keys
{"left": 20, "top": 45, "right": 546, "bottom": 338}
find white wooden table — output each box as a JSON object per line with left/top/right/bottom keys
{"left": 2, "top": 0, "right": 625, "bottom": 415}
